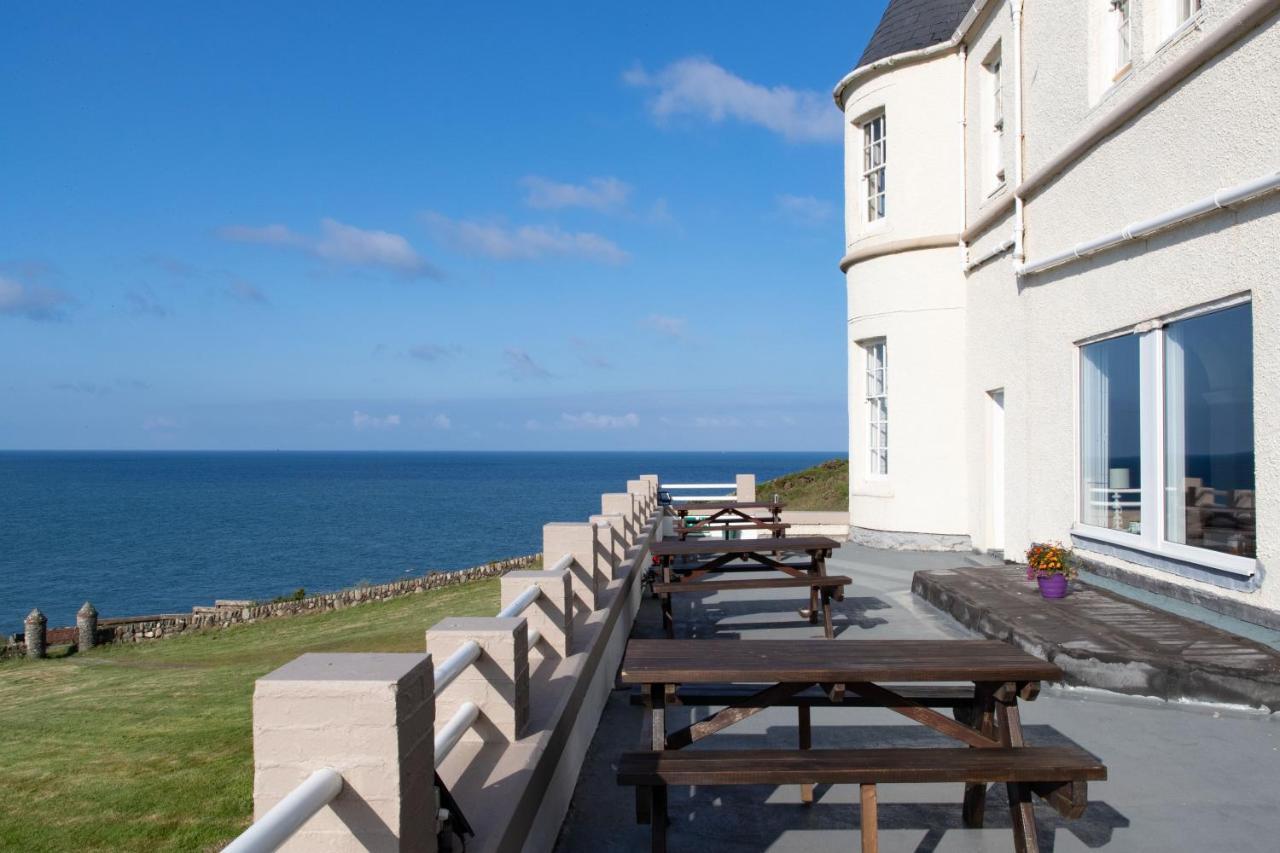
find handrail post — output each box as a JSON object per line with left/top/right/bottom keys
{"left": 627, "top": 479, "right": 655, "bottom": 519}
{"left": 427, "top": 617, "right": 529, "bottom": 744}
{"left": 543, "top": 522, "right": 602, "bottom": 612}
{"left": 501, "top": 568, "right": 572, "bottom": 658}
{"left": 736, "top": 473, "right": 756, "bottom": 502}
{"left": 252, "top": 652, "right": 436, "bottom": 851}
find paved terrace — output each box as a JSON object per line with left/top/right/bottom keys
{"left": 555, "top": 544, "right": 1280, "bottom": 852}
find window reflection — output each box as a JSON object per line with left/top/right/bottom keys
{"left": 1081, "top": 334, "right": 1142, "bottom": 533}
{"left": 1164, "top": 304, "right": 1255, "bottom": 558}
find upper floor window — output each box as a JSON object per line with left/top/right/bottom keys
{"left": 1110, "top": 0, "right": 1132, "bottom": 76}
{"left": 983, "top": 48, "right": 1005, "bottom": 192}
{"left": 861, "top": 114, "right": 887, "bottom": 223}
{"left": 1175, "top": 0, "right": 1204, "bottom": 26}
{"left": 864, "top": 339, "right": 888, "bottom": 476}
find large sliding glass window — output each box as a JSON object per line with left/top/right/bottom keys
{"left": 1077, "top": 301, "right": 1256, "bottom": 570}
{"left": 1080, "top": 334, "right": 1142, "bottom": 533}
{"left": 1164, "top": 305, "right": 1255, "bottom": 558}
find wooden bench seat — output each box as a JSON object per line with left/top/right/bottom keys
{"left": 650, "top": 576, "right": 849, "bottom": 595}
{"left": 619, "top": 746, "right": 1106, "bottom": 851}
{"left": 629, "top": 683, "right": 975, "bottom": 709}
{"left": 653, "top": 575, "right": 850, "bottom": 639}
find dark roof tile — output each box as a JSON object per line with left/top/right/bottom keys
{"left": 858, "top": 0, "right": 972, "bottom": 67}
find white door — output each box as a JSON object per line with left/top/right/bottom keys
{"left": 989, "top": 389, "right": 1006, "bottom": 552}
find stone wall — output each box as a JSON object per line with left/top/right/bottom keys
{"left": 1, "top": 554, "right": 539, "bottom": 659}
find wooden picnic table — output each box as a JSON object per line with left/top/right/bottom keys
{"left": 671, "top": 500, "right": 783, "bottom": 524}
{"left": 618, "top": 639, "right": 1103, "bottom": 852}
{"left": 649, "top": 536, "right": 845, "bottom": 638}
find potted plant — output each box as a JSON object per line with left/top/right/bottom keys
{"left": 1025, "top": 542, "right": 1076, "bottom": 599}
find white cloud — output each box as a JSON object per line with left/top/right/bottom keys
{"left": 407, "top": 343, "right": 459, "bottom": 362}
{"left": 0, "top": 275, "right": 74, "bottom": 322}
{"left": 694, "top": 415, "right": 743, "bottom": 429}
{"left": 125, "top": 285, "right": 170, "bottom": 318}
{"left": 219, "top": 218, "right": 440, "bottom": 279}
{"left": 143, "top": 416, "right": 179, "bottom": 431}
{"left": 624, "top": 57, "right": 840, "bottom": 143}
{"left": 521, "top": 176, "right": 632, "bottom": 211}
{"left": 524, "top": 419, "right": 542, "bottom": 431}
{"left": 352, "top": 410, "right": 401, "bottom": 430}
{"left": 431, "top": 414, "right": 452, "bottom": 430}
{"left": 422, "top": 212, "right": 629, "bottom": 265}
{"left": 227, "top": 279, "right": 269, "bottom": 304}
{"left": 560, "top": 411, "right": 640, "bottom": 430}
{"left": 776, "top": 193, "right": 835, "bottom": 225}
{"left": 502, "top": 347, "right": 552, "bottom": 381}
{"left": 643, "top": 314, "right": 687, "bottom": 338}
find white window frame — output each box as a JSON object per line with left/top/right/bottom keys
{"left": 863, "top": 339, "right": 888, "bottom": 477}
{"left": 1160, "top": 0, "right": 1205, "bottom": 42}
{"left": 1073, "top": 296, "right": 1256, "bottom": 577}
{"left": 861, "top": 113, "right": 887, "bottom": 225}
{"left": 1110, "top": 0, "right": 1132, "bottom": 79}
{"left": 982, "top": 46, "right": 1005, "bottom": 194}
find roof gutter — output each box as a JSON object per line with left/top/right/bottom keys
{"left": 832, "top": 0, "right": 995, "bottom": 108}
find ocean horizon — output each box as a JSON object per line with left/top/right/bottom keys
{"left": 0, "top": 450, "right": 840, "bottom": 633}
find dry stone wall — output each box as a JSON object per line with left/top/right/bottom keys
{"left": 2, "top": 554, "right": 539, "bottom": 658}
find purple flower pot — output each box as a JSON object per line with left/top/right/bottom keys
{"left": 1037, "top": 574, "right": 1069, "bottom": 599}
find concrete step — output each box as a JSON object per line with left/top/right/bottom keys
{"left": 913, "top": 566, "right": 1280, "bottom": 711}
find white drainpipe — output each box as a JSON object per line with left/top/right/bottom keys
{"left": 1011, "top": 0, "right": 1027, "bottom": 266}
{"left": 1018, "top": 169, "right": 1280, "bottom": 276}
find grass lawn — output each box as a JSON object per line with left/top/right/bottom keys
{"left": 757, "top": 458, "right": 849, "bottom": 511}
{"left": 0, "top": 578, "right": 499, "bottom": 852}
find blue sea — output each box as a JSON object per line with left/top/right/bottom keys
{"left": 0, "top": 451, "right": 837, "bottom": 633}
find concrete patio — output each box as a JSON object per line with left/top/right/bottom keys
{"left": 554, "top": 543, "right": 1280, "bottom": 852}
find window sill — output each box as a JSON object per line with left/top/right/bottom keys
{"left": 1071, "top": 524, "right": 1257, "bottom": 579}
{"left": 1156, "top": 11, "right": 1206, "bottom": 57}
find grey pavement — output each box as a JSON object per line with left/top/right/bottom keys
{"left": 554, "top": 542, "right": 1280, "bottom": 852}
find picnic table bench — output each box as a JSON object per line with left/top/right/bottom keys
{"left": 649, "top": 536, "right": 845, "bottom": 638}
{"left": 617, "top": 639, "right": 1107, "bottom": 852}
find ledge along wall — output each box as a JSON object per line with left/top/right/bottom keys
{"left": 248, "top": 473, "right": 672, "bottom": 853}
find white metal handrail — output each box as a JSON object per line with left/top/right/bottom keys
{"left": 432, "top": 551, "right": 572, "bottom": 768}
{"left": 434, "top": 701, "right": 480, "bottom": 768}
{"left": 223, "top": 768, "right": 343, "bottom": 853}
{"left": 663, "top": 482, "right": 735, "bottom": 489}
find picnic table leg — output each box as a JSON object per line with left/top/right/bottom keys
{"left": 661, "top": 558, "right": 675, "bottom": 639}
{"left": 820, "top": 587, "right": 834, "bottom": 638}
{"left": 798, "top": 704, "right": 814, "bottom": 805}
{"left": 650, "top": 683, "right": 669, "bottom": 852}
{"left": 636, "top": 696, "right": 653, "bottom": 824}
{"left": 996, "top": 692, "right": 1039, "bottom": 853}
{"left": 961, "top": 685, "right": 996, "bottom": 828}
{"left": 859, "top": 783, "right": 878, "bottom": 853}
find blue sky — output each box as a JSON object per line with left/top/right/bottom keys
{"left": 1, "top": 2, "right": 885, "bottom": 451}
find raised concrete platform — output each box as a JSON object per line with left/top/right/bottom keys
{"left": 913, "top": 566, "right": 1280, "bottom": 711}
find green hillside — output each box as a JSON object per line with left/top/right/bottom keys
{"left": 758, "top": 458, "right": 848, "bottom": 511}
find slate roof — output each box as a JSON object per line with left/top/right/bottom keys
{"left": 858, "top": 0, "right": 973, "bottom": 67}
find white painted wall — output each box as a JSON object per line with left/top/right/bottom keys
{"left": 836, "top": 0, "right": 1280, "bottom": 614}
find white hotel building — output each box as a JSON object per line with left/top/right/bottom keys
{"left": 835, "top": 0, "right": 1280, "bottom": 624}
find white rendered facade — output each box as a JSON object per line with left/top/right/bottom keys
{"left": 836, "top": 0, "right": 1280, "bottom": 623}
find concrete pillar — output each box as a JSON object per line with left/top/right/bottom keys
{"left": 601, "top": 493, "right": 638, "bottom": 542}
{"left": 736, "top": 473, "right": 757, "bottom": 502}
{"left": 589, "top": 514, "right": 626, "bottom": 580}
{"left": 77, "top": 602, "right": 98, "bottom": 651}
{"left": 543, "top": 522, "right": 602, "bottom": 611}
{"left": 501, "top": 569, "right": 572, "bottom": 658}
{"left": 426, "top": 617, "right": 528, "bottom": 743}
{"left": 24, "top": 609, "right": 46, "bottom": 660}
{"left": 253, "top": 652, "right": 436, "bottom": 852}
{"left": 627, "top": 480, "right": 653, "bottom": 518}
